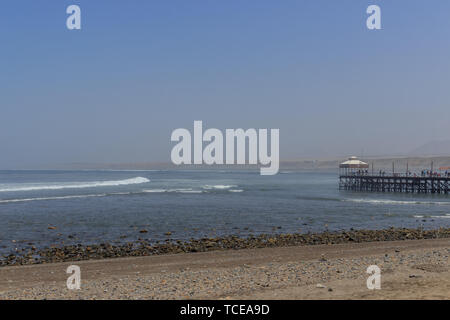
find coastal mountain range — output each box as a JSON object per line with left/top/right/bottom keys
{"left": 408, "top": 140, "right": 450, "bottom": 157}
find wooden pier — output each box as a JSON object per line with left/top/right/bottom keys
{"left": 338, "top": 157, "right": 450, "bottom": 194}
{"left": 339, "top": 174, "right": 449, "bottom": 194}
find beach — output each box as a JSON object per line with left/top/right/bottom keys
{"left": 1, "top": 170, "right": 449, "bottom": 299}
{"left": 1, "top": 237, "right": 448, "bottom": 300}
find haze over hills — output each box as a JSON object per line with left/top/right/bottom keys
{"left": 408, "top": 140, "right": 450, "bottom": 157}
{"left": 50, "top": 155, "right": 450, "bottom": 172}
{"left": 11, "top": 140, "right": 450, "bottom": 172}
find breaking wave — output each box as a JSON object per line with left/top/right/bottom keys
{"left": 143, "top": 186, "right": 243, "bottom": 194}
{"left": 414, "top": 214, "right": 450, "bottom": 219}
{"left": 0, "top": 194, "right": 108, "bottom": 204}
{"left": 0, "top": 177, "right": 150, "bottom": 192}
{"left": 203, "top": 185, "right": 237, "bottom": 190}
{"left": 143, "top": 188, "right": 203, "bottom": 194}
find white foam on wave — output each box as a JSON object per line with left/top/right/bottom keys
{"left": 142, "top": 189, "right": 169, "bottom": 193}
{"left": 143, "top": 187, "right": 243, "bottom": 194}
{"left": 203, "top": 185, "right": 237, "bottom": 190}
{"left": 0, "top": 177, "right": 150, "bottom": 192}
{"left": 143, "top": 188, "right": 203, "bottom": 194}
{"left": 0, "top": 194, "right": 108, "bottom": 204}
{"left": 344, "top": 199, "right": 450, "bottom": 206}
{"left": 414, "top": 213, "right": 450, "bottom": 219}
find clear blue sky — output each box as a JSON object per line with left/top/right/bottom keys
{"left": 1, "top": 1, "right": 450, "bottom": 168}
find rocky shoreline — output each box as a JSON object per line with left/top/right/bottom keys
{"left": 1, "top": 227, "right": 450, "bottom": 267}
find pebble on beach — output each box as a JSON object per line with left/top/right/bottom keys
{"left": 1, "top": 227, "right": 449, "bottom": 267}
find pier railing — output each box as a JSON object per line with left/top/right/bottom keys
{"left": 339, "top": 173, "right": 449, "bottom": 194}
{"left": 341, "top": 172, "right": 450, "bottom": 178}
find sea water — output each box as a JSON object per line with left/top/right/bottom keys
{"left": 0, "top": 169, "right": 449, "bottom": 254}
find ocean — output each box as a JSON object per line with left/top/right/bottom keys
{"left": 0, "top": 169, "right": 449, "bottom": 255}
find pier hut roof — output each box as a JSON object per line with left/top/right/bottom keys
{"left": 339, "top": 156, "right": 369, "bottom": 169}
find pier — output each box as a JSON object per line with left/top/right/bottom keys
{"left": 338, "top": 157, "right": 450, "bottom": 194}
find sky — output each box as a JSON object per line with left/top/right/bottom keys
{"left": 1, "top": 0, "right": 450, "bottom": 168}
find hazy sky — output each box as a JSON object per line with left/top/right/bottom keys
{"left": 1, "top": 1, "right": 450, "bottom": 168}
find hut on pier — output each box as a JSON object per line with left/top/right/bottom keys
{"left": 339, "top": 156, "right": 369, "bottom": 175}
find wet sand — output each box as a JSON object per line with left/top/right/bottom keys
{"left": 0, "top": 238, "right": 448, "bottom": 299}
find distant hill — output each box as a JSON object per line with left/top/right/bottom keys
{"left": 281, "top": 156, "right": 450, "bottom": 171}
{"left": 53, "top": 155, "right": 450, "bottom": 172}
{"left": 409, "top": 140, "right": 450, "bottom": 156}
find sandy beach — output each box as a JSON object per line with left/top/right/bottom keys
{"left": 0, "top": 238, "right": 448, "bottom": 300}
